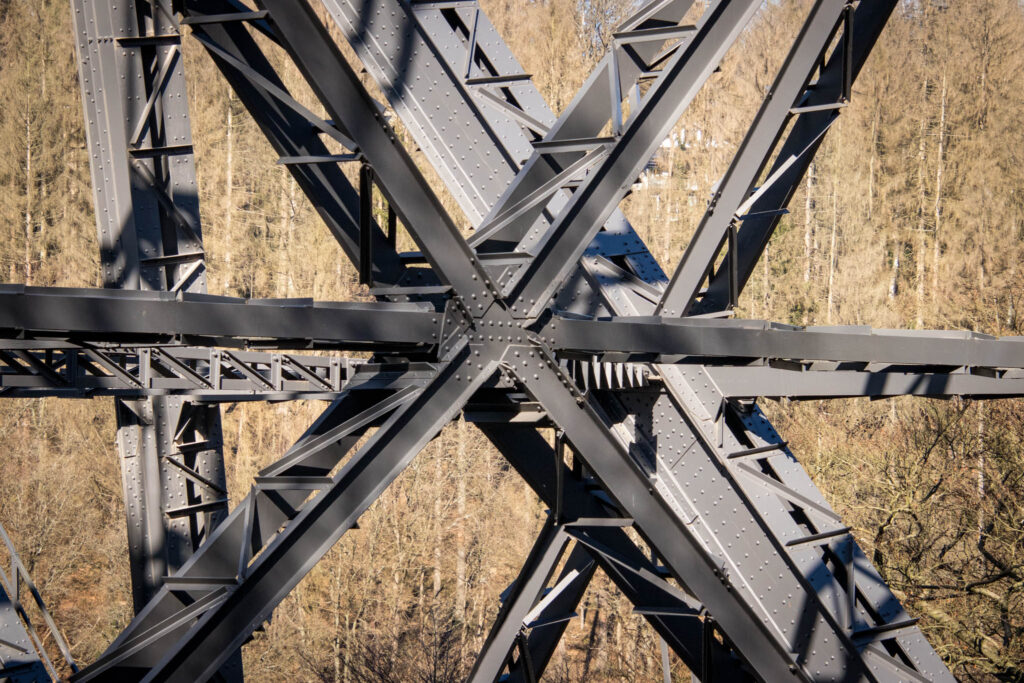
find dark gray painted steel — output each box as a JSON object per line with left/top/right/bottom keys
{"left": 695, "top": 0, "right": 898, "bottom": 314}
{"left": 706, "top": 364, "right": 1024, "bottom": 399}
{"left": 479, "top": 422, "right": 745, "bottom": 680}
{"left": 0, "top": 523, "right": 68, "bottom": 681}
{"left": 0, "top": 287, "right": 440, "bottom": 349}
{"left": 546, "top": 316, "right": 1024, "bottom": 368}
{"left": 0, "top": 346, "right": 430, "bottom": 400}
{"left": 69, "top": 0, "right": 232, "bottom": 633}
{"left": 71, "top": 0, "right": 206, "bottom": 292}
{"left": 0, "top": 586, "right": 48, "bottom": 682}
{"left": 509, "top": 0, "right": 762, "bottom": 318}
{"left": 78, "top": 354, "right": 495, "bottom": 683}
{"left": 322, "top": 0, "right": 668, "bottom": 289}
{"left": 331, "top": 6, "right": 925, "bottom": 667}
{"left": 467, "top": 518, "right": 571, "bottom": 681}
{"left": 10, "top": 342, "right": 1023, "bottom": 401}
{"left": 180, "top": 0, "right": 406, "bottom": 286}
{"left": 504, "top": 346, "right": 836, "bottom": 681}
{"left": 103, "top": 1, "right": 950, "bottom": 679}
{"left": 657, "top": 0, "right": 853, "bottom": 316}
{"left": 0, "top": 0, "right": 973, "bottom": 679}
{"left": 254, "top": 0, "right": 498, "bottom": 311}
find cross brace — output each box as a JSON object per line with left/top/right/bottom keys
{"left": 2, "top": 0, "right": 1001, "bottom": 680}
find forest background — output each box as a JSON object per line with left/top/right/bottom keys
{"left": 0, "top": 0, "right": 1022, "bottom": 680}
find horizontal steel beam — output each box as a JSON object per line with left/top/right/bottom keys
{"left": 9, "top": 333, "right": 1020, "bottom": 402}
{"left": 0, "top": 286, "right": 440, "bottom": 350}
{"left": 545, "top": 316, "right": 1024, "bottom": 369}
{"left": 706, "top": 364, "right": 1024, "bottom": 399}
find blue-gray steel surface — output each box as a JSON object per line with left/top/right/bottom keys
{"left": 0, "top": 286, "right": 440, "bottom": 348}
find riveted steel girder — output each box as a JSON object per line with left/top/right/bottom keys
{"left": 69, "top": 0, "right": 233, "bottom": 649}
{"left": 2, "top": 0, "right": 993, "bottom": 680}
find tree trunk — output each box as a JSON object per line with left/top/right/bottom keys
{"left": 977, "top": 403, "right": 986, "bottom": 546}
{"left": 24, "top": 114, "right": 32, "bottom": 282}
{"left": 915, "top": 78, "right": 929, "bottom": 327}
{"left": 333, "top": 562, "right": 343, "bottom": 683}
{"left": 455, "top": 419, "right": 467, "bottom": 632}
{"left": 762, "top": 243, "right": 769, "bottom": 318}
{"left": 827, "top": 175, "right": 838, "bottom": 324}
{"left": 868, "top": 106, "right": 880, "bottom": 221}
{"left": 889, "top": 241, "right": 900, "bottom": 300}
{"left": 433, "top": 443, "right": 443, "bottom": 600}
{"left": 932, "top": 72, "right": 947, "bottom": 300}
{"left": 223, "top": 91, "right": 234, "bottom": 292}
{"left": 803, "top": 160, "right": 816, "bottom": 285}
{"left": 580, "top": 597, "right": 602, "bottom": 680}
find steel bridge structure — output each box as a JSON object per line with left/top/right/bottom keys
{"left": 0, "top": 0, "right": 1016, "bottom": 680}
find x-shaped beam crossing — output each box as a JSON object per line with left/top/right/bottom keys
{"left": 9, "top": 0, "right": 1016, "bottom": 680}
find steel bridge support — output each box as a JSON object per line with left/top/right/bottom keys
{"left": 69, "top": 0, "right": 239, "bottom": 678}
{"left": 1, "top": 0, "right": 1009, "bottom": 680}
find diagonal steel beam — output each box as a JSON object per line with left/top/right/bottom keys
{"left": 656, "top": 0, "right": 859, "bottom": 316}
{"left": 517, "top": 350, "right": 951, "bottom": 679}
{"left": 478, "top": 423, "right": 745, "bottom": 679}
{"left": 180, "top": 0, "right": 407, "bottom": 286}
{"left": 0, "top": 521, "right": 78, "bottom": 681}
{"left": 694, "top": 0, "right": 897, "bottom": 315}
{"left": 73, "top": 382, "right": 429, "bottom": 680}
{"left": 465, "top": 0, "right": 695, "bottom": 251}
{"left": 323, "top": 0, "right": 672, "bottom": 302}
{"left": 251, "top": 0, "right": 499, "bottom": 313}
{"left": 508, "top": 0, "right": 762, "bottom": 318}
{"left": 35, "top": 0, "right": 967, "bottom": 680}
{"left": 502, "top": 544, "right": 598, "bottom": 683}
{"left": 504, "top": 345, "right": 863, "bottom": 680}
{"left": 467, "top": 517, "right": 573, "bottom": 682}
{"left": 130, "top": 354, "right": 493, "bottom": 683}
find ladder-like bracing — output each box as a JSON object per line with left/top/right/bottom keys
{"left": 0, "top": 0, "right": 1015, "bottom": 680}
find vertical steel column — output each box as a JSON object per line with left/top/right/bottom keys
{"left": 69, "top": 0, "right": 230, "bottom": 615}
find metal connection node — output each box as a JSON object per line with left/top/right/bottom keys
{"left": 0, "top": 0, "right": 1003, "bottom": 680}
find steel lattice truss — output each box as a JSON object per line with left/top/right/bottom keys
{"left": 0, "top": 0, "right": 1018, "bottom": 680}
